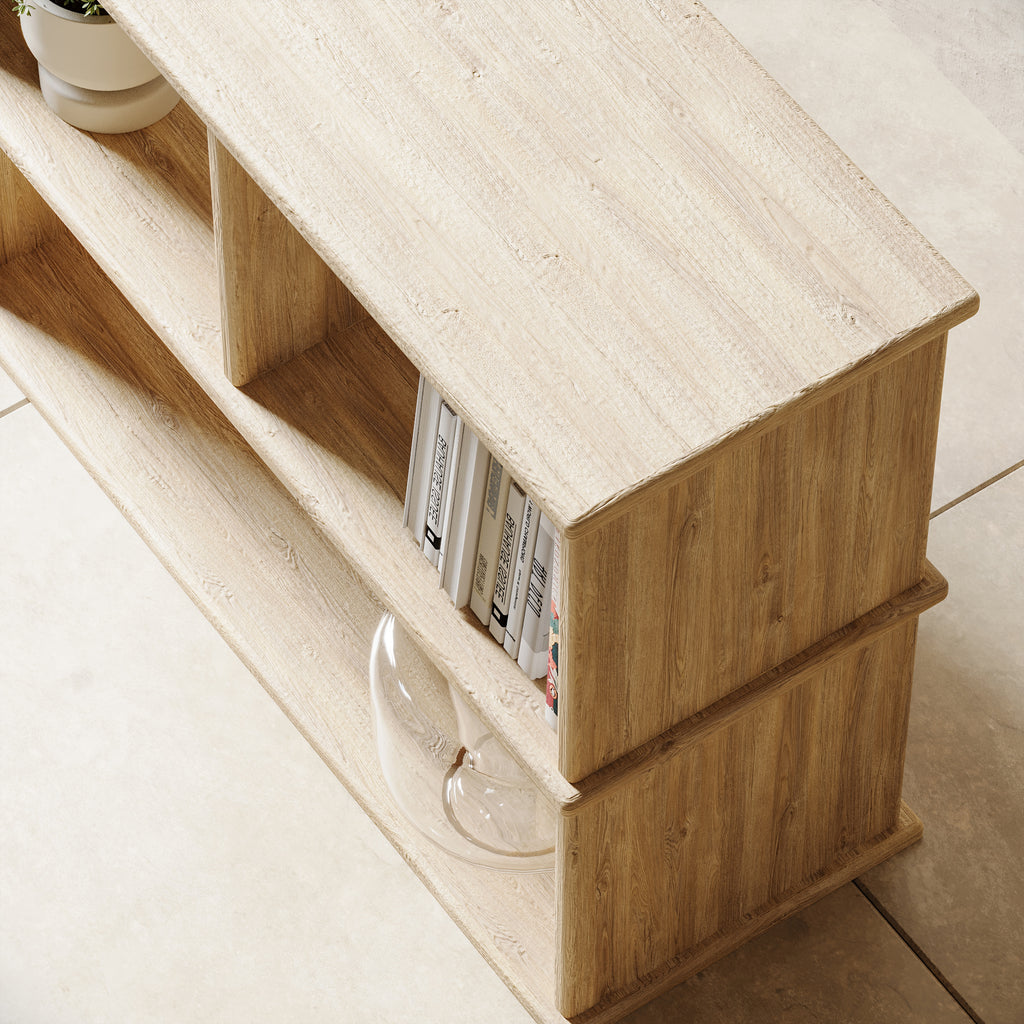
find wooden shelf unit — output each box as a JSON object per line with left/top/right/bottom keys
{"left": 0, "top": 3, "right": 977, "bottom": 1021}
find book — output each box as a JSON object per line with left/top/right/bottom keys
{"left": 546, "top": 529, "right": 561, "bottom": 730}
{"left": 423, "top": 400, "right": 458, "bottom": 566}
{"left": 489, "top": 481, "right": 526, "bottom": 645}
{"left": 439, "top": 424, "right": 490, "bottom": 608}
{"left": 403, "top": 376, "right": 441, "bottom": 548}
{"left": 517, "top": 511, "right": 555, "bottom": 680}
{"left": 402, "top": 375, "right": 426, "bottom": 530}
{"left": 436, "top": 413, "right": 465, "bottom": 577}
{"left": 502, "top": 494, "right": 539, "bottom": 660}
{"left": 470, "top": 453, "right": 510, "bottom": 625}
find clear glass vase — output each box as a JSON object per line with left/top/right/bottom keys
{"left": 369, "top": 613, "right": 555, "bottom": 872}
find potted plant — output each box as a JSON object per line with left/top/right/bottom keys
{"left": 13, "top": 0, "right": 179, "bottom": 133}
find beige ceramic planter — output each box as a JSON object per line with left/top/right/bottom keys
{"left": 19, "top": 0, "right": 179, "bottom": 132}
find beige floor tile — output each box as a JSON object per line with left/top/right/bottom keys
{"left": 712, "top": 0, "right": 1024, "bottom": 512}
{"left": 622, "top": 885, "right": 971, "bottom": 1024}
{"left": 873, "top": 0, "right": 1024, "bottom": 156}
{"left": 0, "top": 362, "right": 24, "bottom": 413}
{"left": 860, "top": 467, "right": 1024, "bottom": 1023}
{"left": 0, "top": 407, "right": 532, "bottom": 1024}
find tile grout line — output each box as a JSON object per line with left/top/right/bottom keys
{"left": 931, "top": 459, "right": 1024, "bottom": 519}
{"left": 853, "top": 879, "right": 987, "bottom": 1024}
{"left": 0, "top": 397, "right": 31, "bottom": 420}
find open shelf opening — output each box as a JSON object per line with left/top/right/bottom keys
{"left": 0, "top": 213, "right": 560, "bottom": 1020}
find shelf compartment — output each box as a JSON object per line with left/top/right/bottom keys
{"left": 0, "top": 227, "right": 562, "bottom": 1024}
{"left": 0, "top": 13, "right": 563, "bottom": 805}
{"left": 0, "top": 14, "right": 215, "bottom": 338}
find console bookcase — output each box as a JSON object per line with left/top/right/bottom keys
{"left": 0, "top": 3, "right": 977, "bottom": 1021}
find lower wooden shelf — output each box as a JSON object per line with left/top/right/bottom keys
{"left": 0, "top": 231, "right": 561, "bottom": 1023}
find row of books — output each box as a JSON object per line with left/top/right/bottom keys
{"left": 403, "top": 376, "right": 558, "bottom": 728}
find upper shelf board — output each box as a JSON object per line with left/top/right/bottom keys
{"left": 105, "top": 0, "right": 977, "bottom": 531}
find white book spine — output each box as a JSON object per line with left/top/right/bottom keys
{"left": 436, "top": 415, "right": 465, "bottom": 581}
{"left": 402, "top": 375, "right": 426, "bottom": 529}
{"left": 503, "top": 495, "right": 539, "bottom": 660}
{"left": 406, "top": 379, "right": 441, "bottom": 547}
{"left": 488, "top": 481, "right": 525, "bottom": 645}
{"left": 423, "top": 401, "right": 457, "bottom": 566}
{"left": 469, "top": 454, "right": 510, "bottom": 625}
{"left": 517, "top": 511, "right": 555, "bottom": 680}
{"left": 441, "top": 427, "right": 490, "bottom": 608}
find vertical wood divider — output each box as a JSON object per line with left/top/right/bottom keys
{"left": 208, "top": 132, "right": 367, "bottom": 386}
{"left": 0, "top": 151, "right": 63, "bottom": 265}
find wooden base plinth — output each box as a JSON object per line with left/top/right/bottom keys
{"left": 574, "top": 803, "right": 922, "bottom": 1024}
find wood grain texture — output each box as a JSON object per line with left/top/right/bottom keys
{"left": 0, "top": 17, "right": 214, "bottom": 326}
{"left": 570, "top": 803, "right": 924, "bottom": 1024}
{"left": 560, "top": 333, "right": 947, "bottom": 781}
{"left": 0, "top": 12, "right": 564, "bottom": 806}
{"left": 567, "top": 562, "right": 946, "bottom": 817}
{"left": 0, "top": 232, "right": 561, "bottom": 1024}
{"left": 210, "top": 134, "right": 367, "bottom": 385}
{"left": 557, "top": 618, "right": 923, "bottom": 1017}
{"left": 0, "top": 151, "right": 62, "bottom": 264}
{"left": 103, "top": 0, "right": 977, "bottom": 531}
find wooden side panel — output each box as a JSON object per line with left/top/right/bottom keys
{"left": 560, "top": 334, "right": 946, "bottom": 781}
{"left": 209, "top": 134, "right": 367, "bottom": 385}
{"left": 0, "top": 150, "right": 62, "bottom": 265}
{"left": 556, "top": 618, "right": 920, "bottom": 1017}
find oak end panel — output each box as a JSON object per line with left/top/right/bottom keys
{"left": 208, "top": 134, "right": 367, "bottom": 386}
{"left": 559, "top": 334, "right": 946, "bottom": 782}
{"left": 555, "top": 617, "right": 920, "bottom": 1018}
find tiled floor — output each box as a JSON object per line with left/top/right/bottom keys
{"left": 1, "top": 3, "right": 1021, "bottom": 1023}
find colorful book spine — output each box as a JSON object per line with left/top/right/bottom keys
{"left": 470, "top": 453, "right": 510, "bottom": 625}
{"left": 503, "top": 494, "right": 538, "bottom": 660}
{"left": 517, "top": 511, "right": 555, "bottom": 680}
{"left": 489, "top": 481, "right": 526, "bottom": 645}
{"left": 546, "top": 529, "right": 560, "bottom": 730}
